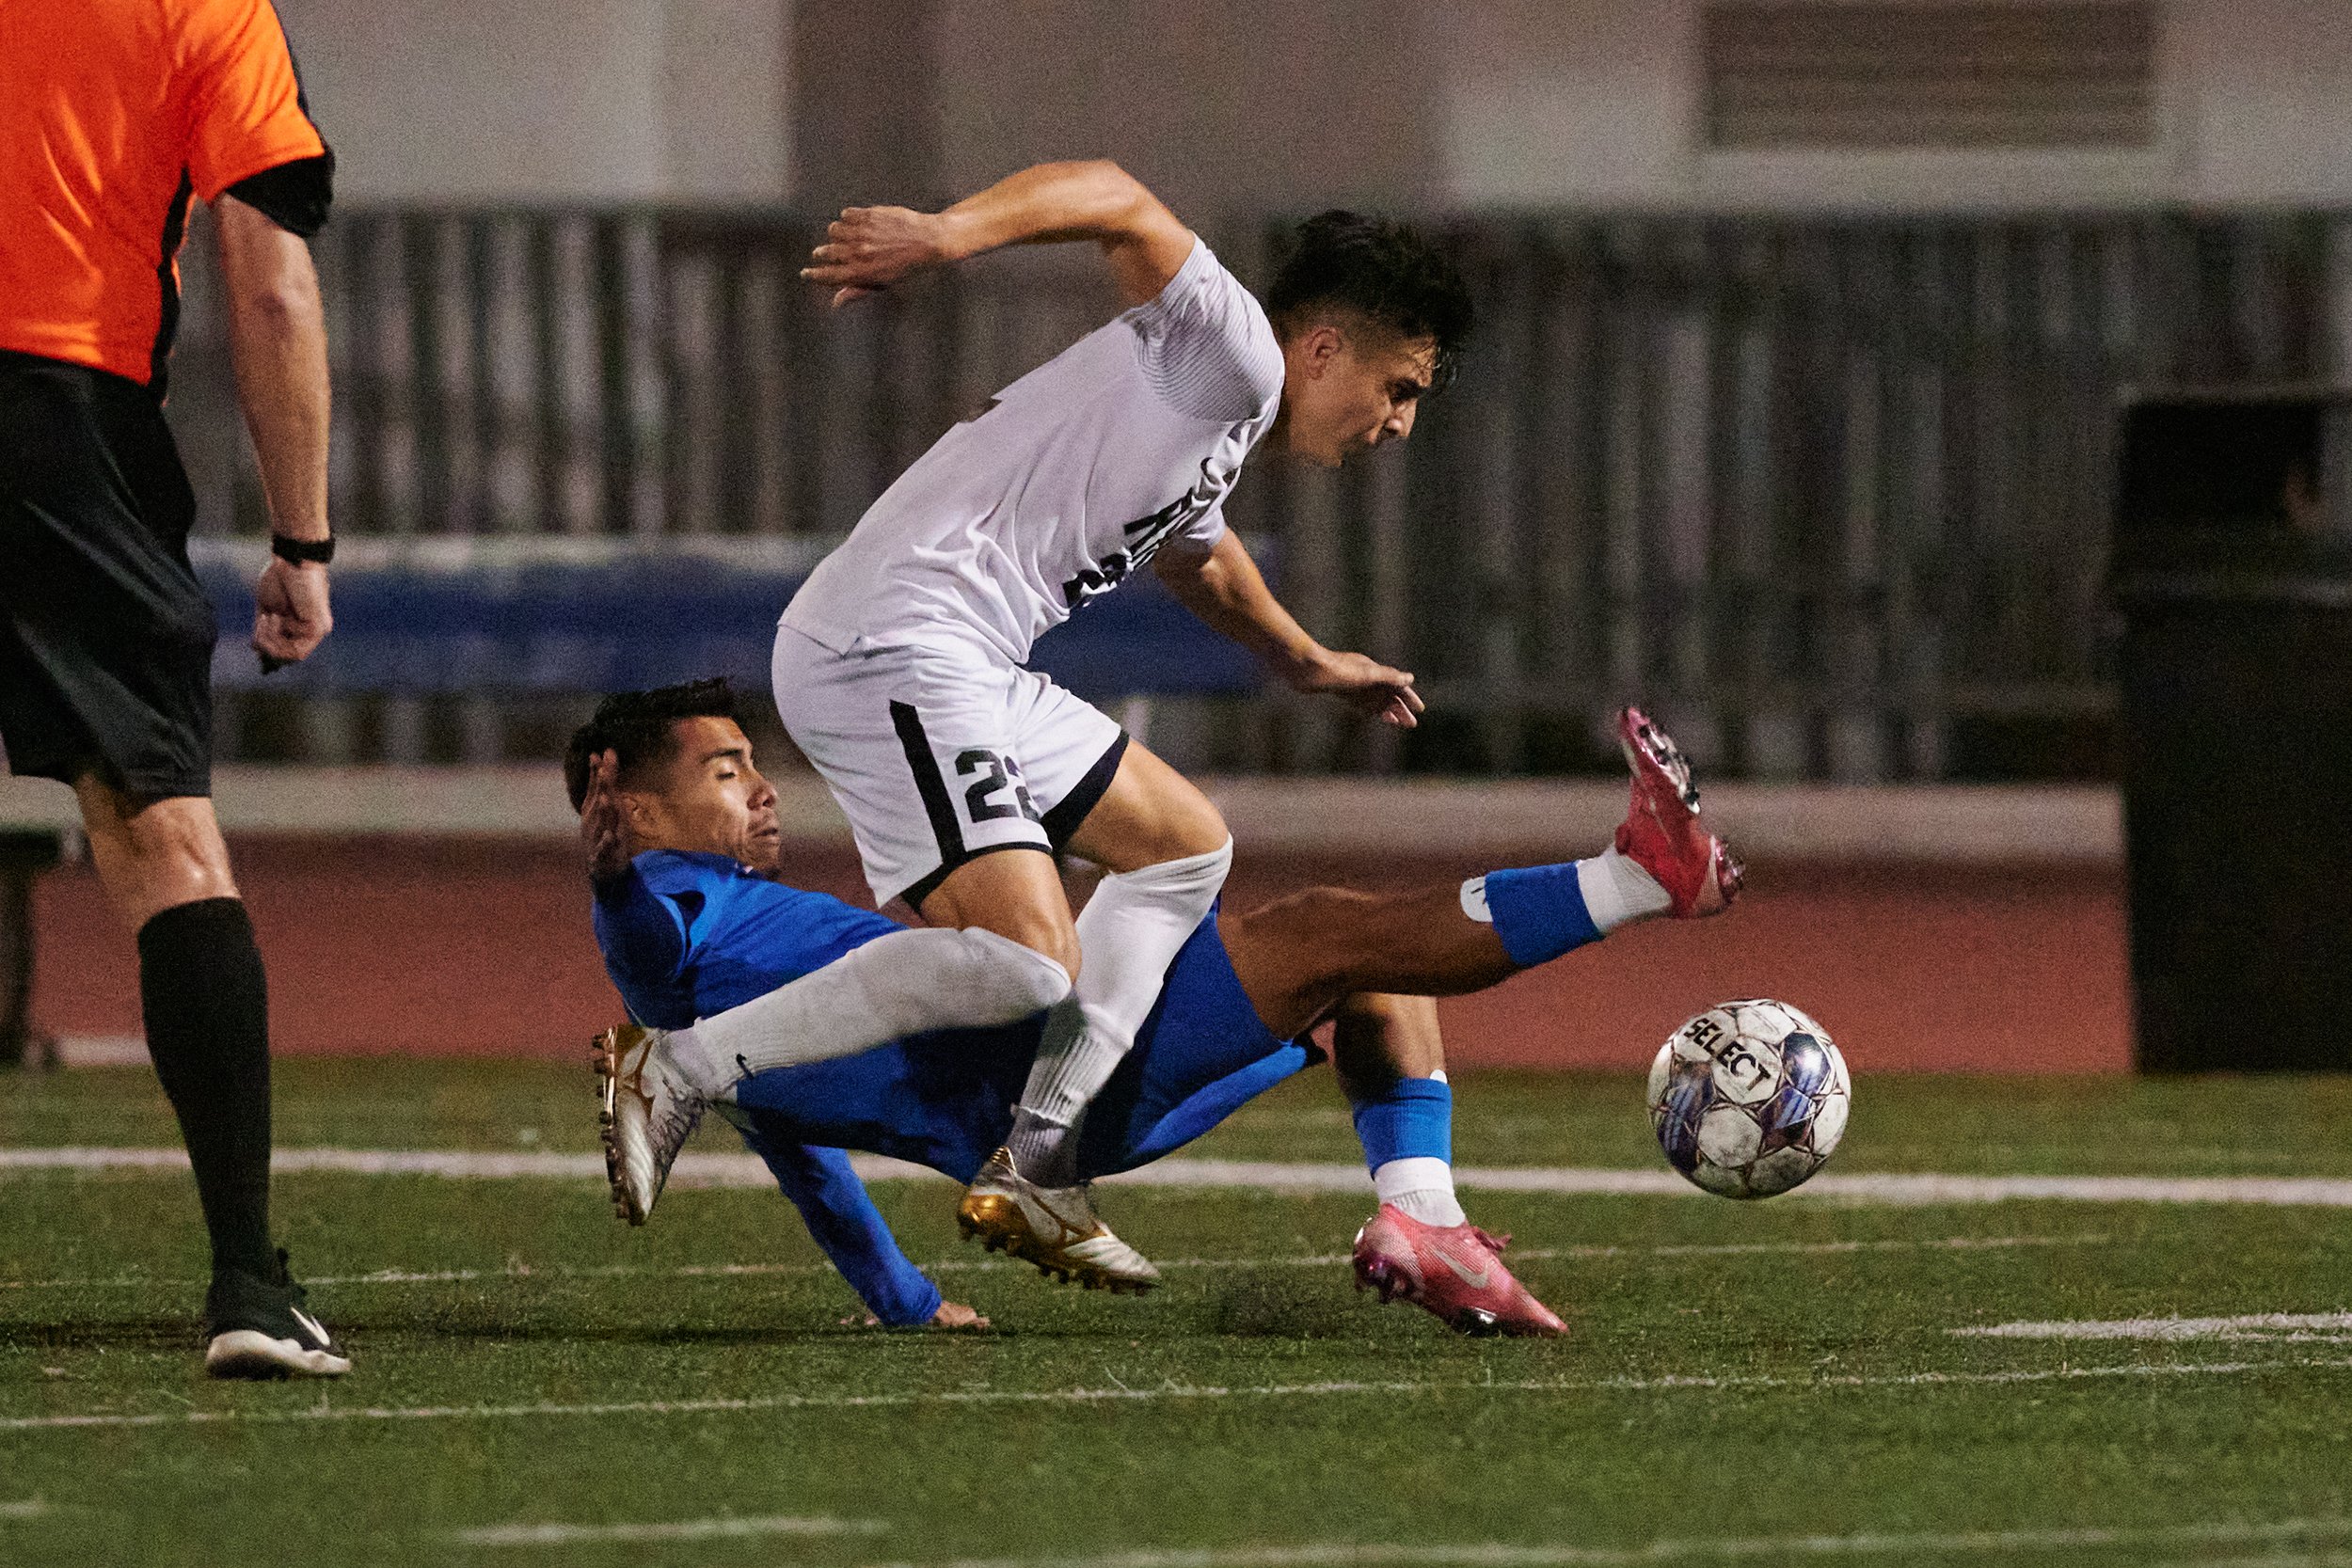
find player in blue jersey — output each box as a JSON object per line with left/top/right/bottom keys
{"left": 568, "top": 679, "right": 1740, "bottom": 1335}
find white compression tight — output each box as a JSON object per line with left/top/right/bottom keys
{"left": 663, "top": 926, "right": 1072, "bottom": 1097}
{"left": 1007, "top": 837, "right": 1233, "bottom": 1182}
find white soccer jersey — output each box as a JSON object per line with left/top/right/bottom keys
{"left": 781, "top": 238, "right": 1285, "bottom": 665}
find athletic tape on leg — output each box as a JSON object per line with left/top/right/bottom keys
{"left": 1466, "top": 864, "right": 1603, "bottom": 967}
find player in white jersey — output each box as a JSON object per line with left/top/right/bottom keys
{"left": 612, "top": 160, "right": 1471, "bottom": 1291}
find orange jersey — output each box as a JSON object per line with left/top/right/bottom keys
{"left": 0, "top": 0, "right": 326, "bottom": 388}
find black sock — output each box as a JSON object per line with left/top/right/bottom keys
{"left": 137, "top": 897, "right": 276, "bottom": 1279}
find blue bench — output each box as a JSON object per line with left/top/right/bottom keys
{"left": 192, "top": 550, "right": 1263, "bottom": 705}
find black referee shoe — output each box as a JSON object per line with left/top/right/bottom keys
{"left": 203, "top": 1248, "right": 352, "bottom": 1380}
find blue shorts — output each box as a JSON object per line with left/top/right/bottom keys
{"left": 727, "top": 910, "right": 1311, "bottom": 1182}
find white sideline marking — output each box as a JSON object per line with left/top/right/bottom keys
{"left": 859, "top": 1518, "right": 2352, "bottom": 1568}
{"left": 0, "top": 1500, "right": 51, "bottom": 1520}
{"left": 0, "top": 1234, "right": 2113, "bottom": 1292}
{"left": 7, "top": 1354, "right": 2351, "bottom": 1433}
{"left": 11, "top": 1147, "right": 2352, "bottom": 1207}
{"left": 1957, "top": 1310, "right": 2352, "bottom": 1342}
{"left": 453, "top": 1514, "right": 882, "bottom": 1546}
{"left": 854, "top": 1517, "right": 2352, "bottom": 1568}
{"left": 51, "top": 1036, "right": 150, "bottom": 1069}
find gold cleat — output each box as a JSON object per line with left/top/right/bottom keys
{"left": 593, "top": 1022, "right": 706, "bottom": 1227}
{"left": 957, "top": 1147, "right": 1161, "bottom": 1294}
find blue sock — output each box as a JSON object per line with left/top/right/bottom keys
{"left": 1350, "top": 1076, "right": 1453, "bottom": 1174}
{"left": 1477, "top": 863, "right": 1603, "bottom": 967}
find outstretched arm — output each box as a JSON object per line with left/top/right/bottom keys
{"left": 748, "top": 1137, "right": 986, "bottom": 1329}
{"left": 1153, "top": 534, "right": 1423, "bottom": 728}
{"left": 802, "top": 160, "right": 1196, "bottom": 309}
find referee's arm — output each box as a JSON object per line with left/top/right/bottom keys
{"left": 215, "top": 191, "right": 332, "bottom": 666}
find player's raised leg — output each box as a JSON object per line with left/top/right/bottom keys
{"left": 1333, "top": 992, "right": 1565, "bottom": 1337}
{"left": 592, "top": 916, "right": 1073, "bottom": 1223}
{"left": 1223, "top": 706, "right": 1742, "bottom": 1039}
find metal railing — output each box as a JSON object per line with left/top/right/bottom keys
{"left": 167, "top": 204, "right": 2352, "bottom": 778}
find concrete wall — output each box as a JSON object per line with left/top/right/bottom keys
{"left": 930, "top": 0, "right": 1441, "bottom": 221}
{"left": 272, "top": 0, "right": 2351, "bottom": 210}
{"left": 2176, "top": 0, "right": 2352, "bottom": 204}
{"left": 276, "top": 0, "right": 789, "bottom": 201}
{"left": 664, "top": 0, "right": 795, "bottom": 200}
{"left": 789, "top": 0, "right": 939, "bottom": 213}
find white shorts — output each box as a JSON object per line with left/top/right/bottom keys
{"left": 772, "top": 626, "right": 1128, "bottom": 908}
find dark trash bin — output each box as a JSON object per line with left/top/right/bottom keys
{"left": 2111, "top": 389, "right": 2352, "bottom": 1070}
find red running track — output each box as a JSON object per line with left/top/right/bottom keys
{"left": 27, "top": 839, "right": 2133, "bottom": 1073}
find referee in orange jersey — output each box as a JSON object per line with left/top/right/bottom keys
{"left": 2, "top": 0, "right": 347, "bottom": 1376}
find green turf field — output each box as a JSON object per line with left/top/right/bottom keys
{"left": 6, "top": 1061, "right": 2352, "bottom": 1567}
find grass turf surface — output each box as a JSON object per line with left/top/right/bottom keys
{"left": 5, "top": 1062, "right": 2352, "bottom": 1567}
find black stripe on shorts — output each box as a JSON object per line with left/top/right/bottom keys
{"left": 886, "top": 702, "right": 1046, "bottom": 910}
{"left": 889, "top": 700, "right": 964, "bottom": 865}
{"left": 1040, "top": 731, "right": 1130, "bottom": 851}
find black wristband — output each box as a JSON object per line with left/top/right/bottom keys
{"left": 270, "top": 533, "right": 335, "bottom": 565}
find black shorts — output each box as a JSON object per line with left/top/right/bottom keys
{"left": 0, "top": 350, "right": 216, "bottom": 800}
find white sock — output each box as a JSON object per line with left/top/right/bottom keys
{"left": 1373, "top": 1155, "right": 1465, "bottom": 1227}
{"left": 665, "top": 927, "right": 1071, "bottom": 1097}
{"left": 1575, "top": 846, "right": 1672, "bottom": 934}
{"left": 1009, "top": 837, "right": 1232, "bottom": 1180}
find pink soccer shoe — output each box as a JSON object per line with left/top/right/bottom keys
{"left": 1351, "top": 1205, "right": 1566, "bottom": 1338}
{"left": 1615, "top": 706, "right": 1743, "bottom": 918}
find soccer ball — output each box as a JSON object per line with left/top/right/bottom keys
{"left": 1645, "top": 1000, "right": 1850, "bottom": 1198}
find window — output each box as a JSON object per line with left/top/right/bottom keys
{"left": 1703, "top": 1, "right": 2158, "bottom": 150}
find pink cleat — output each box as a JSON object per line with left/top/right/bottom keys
{"left": 1614, "top": 706, "right": 1742, "bottom": 917}
{"left": 1351, "top": 1205, "right": 1566, "bottom": 1338}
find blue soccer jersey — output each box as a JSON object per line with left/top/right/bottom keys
{"left": 591, "top": 851, "right": 1311, "bottom": 1323}
{"left": 594, "top": 851, "right": 944, "bottom": 1323}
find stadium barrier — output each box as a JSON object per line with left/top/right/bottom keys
{"left": 0, "top": 768, "right": 2120, "bottom": 860}
{"left": 0, "top": 771, "right": 2127, "bottom": 1071}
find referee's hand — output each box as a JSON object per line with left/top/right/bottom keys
{"left": 253, "top": 557, "right": 332, "bottom": 671}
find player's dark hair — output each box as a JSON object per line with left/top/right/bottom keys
{"left": 563, "top": 677, "right": 739, "bottom": 812}
{"left": 1265, "top": 210, "right": 1473, "bottom": 388}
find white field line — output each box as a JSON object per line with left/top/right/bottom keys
{"left": 10, "top": 1147, "right": 2352, "bottom": 1207}
{"left": 7, "top": 1354, "right": 2352, "bottom": 1434}
{"left": 0, "top": 1234, "right": 2113, "bottom": 1292}
{"left": 857, "top": 1518, "right": 2352, "bottom": 1568}
{"left": 1956, "top": 1310, "right": 2352, "bottom": 1342}
{"left": 853, "top": 1518, "right": 2352, "bottom": 1568}
{"left": 0, "top": 1500, "right": 51, "bottom": 1520}
{"left": 453, "top": 1514, "right": 882, "bottom": 1546}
